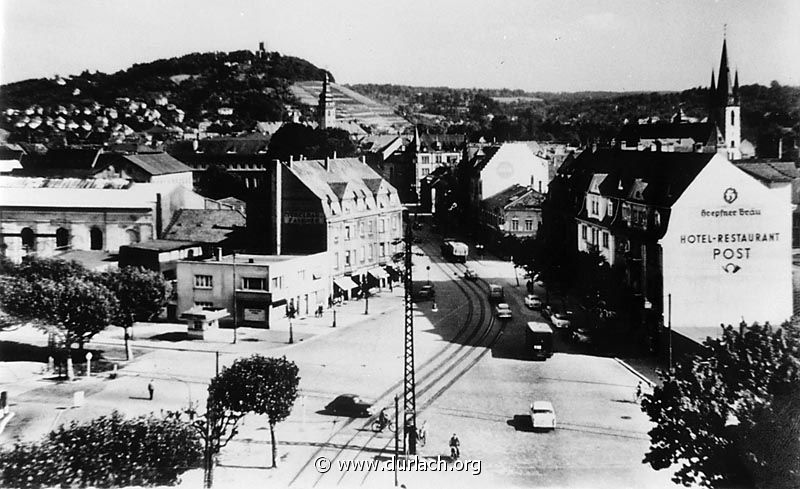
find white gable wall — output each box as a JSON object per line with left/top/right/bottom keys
{"left": 479, "top": 143, "right": 550, "bottom": 200}
{"left": 660, "top": 153, "right": 792, "bottom": 331}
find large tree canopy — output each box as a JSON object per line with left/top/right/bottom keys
{"left": 209, "top": 355, "right": 300, "bottom": 468}
{"left": 642, "top": 322, "right": 800, "bottom": 488}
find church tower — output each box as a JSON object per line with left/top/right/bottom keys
{"left": 710, "top": 36, "right": 741, "bottom": 160}
{"left": 318, "top": 71, "right": 336, "bottom": 129}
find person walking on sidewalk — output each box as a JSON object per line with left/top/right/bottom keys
{"left": 148, "top": 380, "right": 154, "bottom": 401}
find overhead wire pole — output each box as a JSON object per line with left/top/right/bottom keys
{"left": 403, "top": 212, "right": 417, "bottom": 455}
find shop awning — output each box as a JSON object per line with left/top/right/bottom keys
{"left": 333, "top": 276, "right": 358, "bottom": 291}
{"left": 368, "top": 267, "right": 388, "bottom": 279}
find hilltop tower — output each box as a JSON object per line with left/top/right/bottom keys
{"left": 709, "top": 36, "right": 741, "bottom": 160}
{"left": 318, "top": 71, "right": 336, "bottom": 129}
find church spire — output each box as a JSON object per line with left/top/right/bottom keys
{"left": 717, "top": 38, "right": 733, "bottom": 105}
{"left": 733, "top": 69, "right": 740, "bottom": 105}
{"left": 318, "top": 71, "right": 336, "bottom": 129}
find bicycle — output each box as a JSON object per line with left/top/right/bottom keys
{"left": 371, "top": 418, "right": 396, "bottom": 433}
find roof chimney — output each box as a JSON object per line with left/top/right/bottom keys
{"left": 324, "top": 156, "right": 329, "bottom": 171}
{"left": 288, "top": 154, "right": 293, "bottom": 168}
{"left": 360, "top": 155, "right": 366, "bottom": 164}
{"left": 332, "top": 150, "right": 337, "bottom": 159}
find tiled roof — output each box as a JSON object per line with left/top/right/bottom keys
{"left": 162, "top": 209, "right": 245, "bottom": 243}
{"left": 284, "top": 157, "right": 401, "bottom": 213}
{"left": 617, "top": 122, "right": 717, "bottom": 144}
{"left": 734, "top": 160, "right": 799, "bottom": 184}
{"left": 100, "top": 152, "right": 193, "bottom": 175}
{"left": 124, "top": 239, "right": 199, "bottom": 251}
{"left": 482, "top": 184, "right": 527, "bottom": 208}
{"left": 567, "top": 149, "right": 715, "bottom": 208}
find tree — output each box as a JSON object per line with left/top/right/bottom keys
{"left": 190, "top": 396, "right": 245, "bottom": 488}
{"left": 0, "top": 410, "right": 202, "bottom": 488}
{"left": 100, "top": 266, "right": 170, "bottom": 358}
{"left": 48, "top": 277, "right": 118, "bottom": 350}
{"left": 209, "top": 355, "right": 300, "bottom": 468}
{"left": 641, "top": 322, "right": 800, "bottom": 488}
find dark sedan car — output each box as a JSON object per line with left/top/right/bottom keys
{"left": 325, "top": 394, "right": 373, "bottom": 417}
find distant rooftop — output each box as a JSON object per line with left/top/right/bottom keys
{"left": 123, "top": 239, "right": 200, "bottom": 251}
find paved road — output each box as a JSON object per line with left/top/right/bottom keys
{"left": 0, "top": 232, "right": 673, "bottom": 488}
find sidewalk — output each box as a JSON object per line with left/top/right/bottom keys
{"left": 0, "top": 284, "right": 407, "bottom": 443}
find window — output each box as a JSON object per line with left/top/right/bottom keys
{"left": 581, "top": 225, "right": 587, "bottom": 240}
{"left": 334, "top": 252, "right": 339, "bottom": 270}
{"left": 420, "top": 155, "right": 430, "bottom": 164}
{"left": 591, "top": 228, "right": 598, "bottom": 244}
{"left": 360, "top": 246, "right": 366, "bottom": 263}
{"left": 380, "top": 243, "right": 386, "bottom": 257}
{"left": 591, "top": 199, "right": 599, "bottom": 215}
{"left": 369, "top": 244, "right": 374, "bottom": 261}
{"left": 241, "top": 277, "right": 266, "bottom": 290}
{"left": 731, "top": 111, "right": 735, "bottom": 125}
{"left": 421, "top": 168, "right": 430, "bottom": 177}
{"left": 602, "top": 232, "right": 609, "bottom": 248}
{"left": 654, "top": 210, "right": 661, "bottom": 226}
{"left": 359, "top": 222, "right": 365, "bottom": 237}
{"left": 345, "top": 226, "right": 351, "bottom": 240}
{"left": 511, "top": 219, "right": 519, "bottom": 231}
{"left": 21, "top": 227, "right": 35, "bottom": 250}
{"left": 730, "top": 140, "right": 735, "bottom": 148}
{"left": 90, "top": 227, "right": 103, "bottom": 250}
{"left": 435, "top": 154, "right": 442, "bottom": 164}
{"left": 379, "top": 219, "right": 386, "bottom": 233}
{"left": 525, "top": 219, "right": 533, "bottom": 231}
{"left": 345, "top": 250, "right": 351, "bottom": 266}
{"left": 194, "top": 275, "right": 213, "bottom": 288}
{"left": 297, "top": 269, "right": 306, "bottom": 281}
{"left": 392, "top": 216, "right": 398, "bottom": 231}
{"left": 55, "top": 228, "right": 69, "bottom": 248}
{"left": 607, "top": 201, "right": 614, "bottom": 217}
{"left": 271, "top": 276, "right": 283, "bottom": 289}
{"left": 368, "top": 221, "right": 374, "bottom": 237}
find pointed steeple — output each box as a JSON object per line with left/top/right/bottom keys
{"left": 717, "top": 38, "right": 733, "bottom": 105}
{"left": 318, "top": 71, "right": 336, "bottom": 129}
{"left": 733, "top": 69, "right": 740, "bottom": 105}
{"left": 414, "top": 125, "right": 421, "bottom": 152}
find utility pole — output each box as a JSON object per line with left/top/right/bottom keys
{"left": 403, "top": 213, "right": 417, "bottom": 455}
{"left": 394, "top": 393, "right": 399, "bottom": 487}
{"left": 668, "top": 293, "right": 673, "bottom": 374}
{"left": 232, "top": 251, "right": 238, "bottom": 344}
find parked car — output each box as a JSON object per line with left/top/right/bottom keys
{"left": 571, "top": 327, "right": 593, "bottom": 344}
{"left": 524, "top": 294, "right": 543, "bottom": 310}
{"left": 495, "top": 303, "right": 513, "bottom": 319}
{"left": 549, "top": 311, "right": 572, "bottom": 329}
{"left": 326, "top": 394, "right": 372, "bottom": 417}
{"left": 417, "top": 284, "right": 435, "bottom": 300}
{"left": 530, "top": 400, "right": 557, "bottom": 430}
{"left": 488, "top": 284, "right": 504, "bottom": 302}
{"left": 463, "top": 268, "right": 478, "bottom": 281}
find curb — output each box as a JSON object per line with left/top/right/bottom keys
{"left": 613, "top": 358, "right": 656, "bottom": 388}
{"left": 0, "top": 411, "right": 16, "bottom": 437}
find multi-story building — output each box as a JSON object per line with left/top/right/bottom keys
{"left": 568, "top": 149, "right": 791, "bottom": 344}
{"left": 247, "top": 156, "right": 404, "bottom": 299}
{"left": 168, "top": 135, "right": 272, "bottom": 189}
{"left": 176, "top": 252, "right": 330, "bottom": 328}
{"left": 411, "top": 129, "right": 465, "bottom": 199}
{"left": 478, "top": 184, "right": 544, "bottom": 245}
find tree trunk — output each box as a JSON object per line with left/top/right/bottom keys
{"left": 203, "top": 449, "right": 215, "bottom": 488}
{"left": 124, "top": 327, "right": 131, "bottom": 360}
{"left": 270, "top": 421, "right": 277, "bottom": 468}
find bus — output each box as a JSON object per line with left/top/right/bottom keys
{"left": 441, "top": 240, "right": 468, "bottom": 263}
{"left": 526, "top": 321, "right": 554, "bottom": 359}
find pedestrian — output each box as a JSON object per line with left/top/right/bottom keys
{"left": 635, "top": 381, "right": 643, "bottom": 403}
{"left": 148, "top": 380, "right": 154, "bottom": 400}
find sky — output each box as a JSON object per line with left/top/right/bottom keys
{"left": 1, "top": 0, "right": 799, "bottom": 92}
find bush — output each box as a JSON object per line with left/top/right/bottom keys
{"left": 0, "top": 411, "right": 202, "bottom": 488}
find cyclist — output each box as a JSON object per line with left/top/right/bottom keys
{"left": 378, "top": 408, "right": 389, "bottom": 430}
{"left": 449, "top": 433, "right": 460, "bottom": 460}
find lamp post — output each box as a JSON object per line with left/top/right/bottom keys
{"left": 332, "top": 308, "right": 337, "bottom": 328}
{"left": 363, "top": 280, "right": 369, "bottom": 315}
{"left": 288, "top": 304, "right": 295, "bottom": 344}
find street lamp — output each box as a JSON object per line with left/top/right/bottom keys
{"left": 363, "top": 280, "right": 369, "bottom": 315}
{"left": 288, "top": 305, "right": 295, "bottom": 344}
{"left": 426, "top": 265, "right": 431, "bottom": 285}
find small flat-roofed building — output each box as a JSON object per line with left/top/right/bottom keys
{"left": 175, "top": 251, "right": 330, "bottom": 329}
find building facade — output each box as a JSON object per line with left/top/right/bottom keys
{"left": 570, "top": 149, "right": 792, "bottom": 343}
{"left": 248, "top": 156, "right": 404, "bottom": 298}
{"left": 176, "top": 252, "right": 330, "bottom": 328}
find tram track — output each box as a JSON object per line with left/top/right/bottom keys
{"left": 312, "top": 254, "right": 506, "bottom": 487}
{"left": 290, "top": 254, "right": 488, "bottom": 487}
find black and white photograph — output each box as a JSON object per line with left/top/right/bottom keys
{"left": 0, "top": 1, "right": 798, "bottom": 488}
